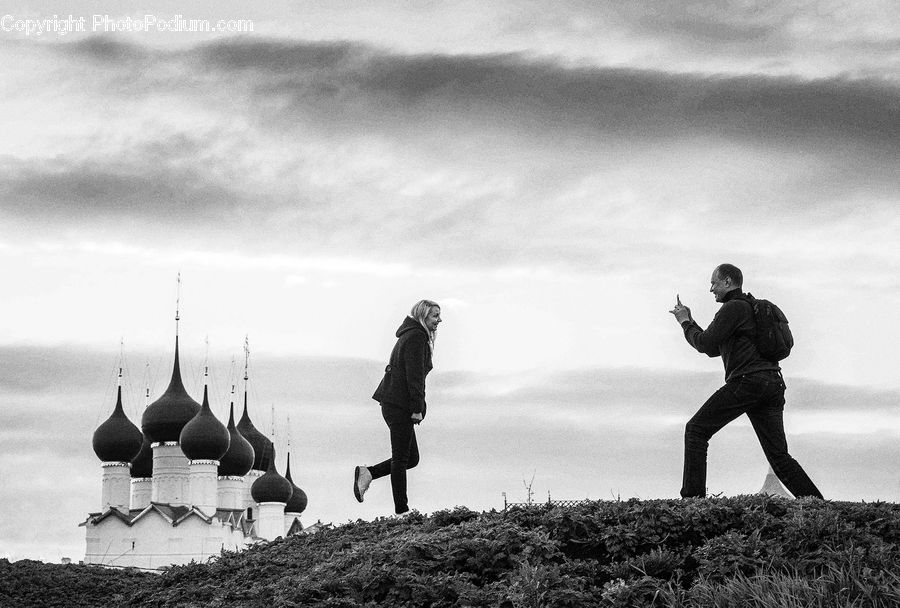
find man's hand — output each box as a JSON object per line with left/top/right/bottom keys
{"left": 669, "top": 294, "right": 692, "bottom": 324}
{"left": 411, "top": 412, "right": 423, "bottom": 424}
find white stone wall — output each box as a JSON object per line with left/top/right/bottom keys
{"left": 151, "top": 442, "right": 190, "bottom": 505}
{"left": 189, "top": 460, "right": 219, "bottom": 516}
{"left": 256, "top": 502, "right": 287, "bottom": 541}
{"left": 217, "top": 477, "right": 244, "bottom": 509}
{"left": 83, "top": 512, "right": 250, "bottom": 570}
{"left": 131, "top": 478, "right": 152, "bottom": 510}
{"left": 100, "top": 462, "right": 131, "bottom": 511}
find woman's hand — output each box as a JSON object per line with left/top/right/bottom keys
{"left": 411, "top": 412, "right": 423, "bottom": 424}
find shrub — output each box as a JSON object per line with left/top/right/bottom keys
{"left": 5, "top": 497, "right": 900, "bottom": 607}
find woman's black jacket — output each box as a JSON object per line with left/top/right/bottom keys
{"left": 372, "top": 316, "right": 433, "bottom": 416}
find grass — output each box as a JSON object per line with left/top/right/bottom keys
{"left": 3, "top": 495, "right": 900, "bottom": 607}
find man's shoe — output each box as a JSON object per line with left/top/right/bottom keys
{"left": 354, "top": 465, "right": 372, "bottom": 502}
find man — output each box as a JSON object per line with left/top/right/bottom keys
{"left": 670, "top": 263, "right": 823, "bottom": 499}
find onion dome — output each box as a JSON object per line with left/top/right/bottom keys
{"left": 92, "top": 386, "right": 144, "bottom": 462}
{"left": 236, "top": 393, "right": 275, "bottom": 471}
{"left": 141, "top": 337, "right": 201, "bottom": 443}
{"left": 130, "top": 435, "right": 153, "bottom": 478}
{"left": 250, "top": 448, "right": 293, "bottom": 504}
{"left": 284, "top": 453, "right": 308, "bottom": 514}
{"left": 180, "top": 385, "right": 230, "bottom": 461}
{"left": 218, "top": 402, "right": 255, "bottom": 476}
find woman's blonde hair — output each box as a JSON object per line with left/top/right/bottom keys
{"left": 410, "top": 299, "right": 440, "bottom": 349}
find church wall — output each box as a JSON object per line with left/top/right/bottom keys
{"left": 188, "top": 460, "right": 219, "bottom": 516}
{"left": 84, "top": 512, "right": 251, "bottom": 570}
{"left": 152, "top": 443, "right": 190, "bottom": 505}
{"left": 217, "top": 476, "right": 244, "bottom": 509}
{"left": 100, "top": 462, "right": 132, "bottom": 511}
{"left": 256, "top": 502, "right": 288, "bottom": 541}
{"left": 131, "top": 478, "right": 152, "bottom": 510}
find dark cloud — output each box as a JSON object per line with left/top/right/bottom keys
{"left": 50, "top": 37, "right": 900, "bottom": 151}
{"left": 4, "top": 38, "right": 895, "bottom": 272}
{"left": 513, "top": 1, "right": 900, "bottom": 75}
{"left": 434, "top": 367, "right": 718, "bottom": 420}
{"left": 789, "top": 378, "right": 900, "bottom": 414}
{"left": 0, "top": 345, "right": 115, "bottom": 395}
{"left": 433, "top": 366, "right": 900, "bottom": 418}
{"left": 624, "top": 0, "right": 793, "bottom": 48}
{"left": 63, "top": 36, "right": 153, "bottom": 63}
{"left": 171, "top": 39, "right": 900, "bottom": 150}
{"left": 626, "top": 1, "right": 900, "bottom": 75}
{"left": 244, "top": 355, "right": 386, "bottom": 406}
{"left": 0, "top": 158, "right": 251, "bottom": 223}
{"left": 196, "top": 38, "right": 357, "bottom": 73}
{"left": 0, "top": 344, "right": 384, "bottom": 416}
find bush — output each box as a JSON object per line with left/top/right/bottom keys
{"left": 4, "top": 497, "right": 900, "bottom": 607}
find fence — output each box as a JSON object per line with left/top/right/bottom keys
{"left": 502, "top": 494, "right": 594, "bottom": 512}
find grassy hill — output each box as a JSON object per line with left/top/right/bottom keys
{"left": 3, "top": 496, "right": 900, "bottom": 607}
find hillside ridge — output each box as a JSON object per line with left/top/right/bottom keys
{"left": 3, "top": 496, "right": 900, "bottom": 607}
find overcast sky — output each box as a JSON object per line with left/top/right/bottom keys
{"left": 1, "top": 1, "right": 898, "bottom": 563}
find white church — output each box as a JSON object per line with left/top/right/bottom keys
{"left": 81, "top": 328, "right": 308, "bottom": 570}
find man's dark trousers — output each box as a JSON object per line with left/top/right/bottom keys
{"left": 369, "top": 404, "right": 420, "bottom": 513}
{"left": 681, "top": 370, "right": 823, "bottom": 499}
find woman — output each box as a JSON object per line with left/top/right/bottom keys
{"left": 354, "top": 300, "right": 441, "bottom": 514}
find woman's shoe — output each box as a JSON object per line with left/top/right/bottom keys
{"left": 354, "top": 465, "right": 372, "bottom": 502}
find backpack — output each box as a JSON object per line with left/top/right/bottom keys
{"left": 739, "top": 293, "right": 793, "bottom": 361}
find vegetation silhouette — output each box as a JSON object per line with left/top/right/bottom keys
{"left": 3, "top": 496, "right": 900, "bottom": 607}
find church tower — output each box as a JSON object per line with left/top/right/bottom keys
{"left": 92, "top": 370, "right": 143, "bottom": 512}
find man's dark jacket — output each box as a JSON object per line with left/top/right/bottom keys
{"left": 681, "top": 290, "right": 780, "bottom": 382}
{"left": 372, "top": 316, "right": 433, "bottom": 416}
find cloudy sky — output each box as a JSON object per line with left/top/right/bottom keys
{"left": 1, "top": 0, "right": 898, "bottom": 562}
